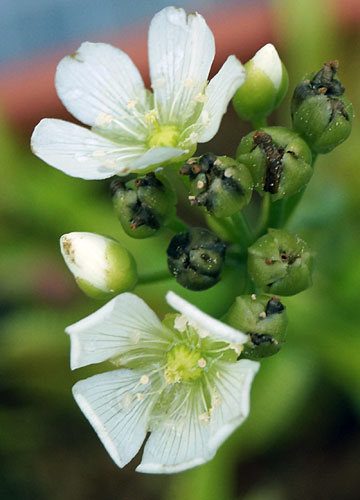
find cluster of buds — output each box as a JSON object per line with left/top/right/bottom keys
{"left": 29, "top": 4, "right": 355, "bottom": 475}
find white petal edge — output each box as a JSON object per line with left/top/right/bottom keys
{"left": 66, "top": 293, "right": 163, "bottom": 369}
{"left": 73, "top": 369, "right": 154, "bottom": 468}
{"left": 148, "top": 6, "right": 215, "bottom": 127}
{"left": 31, "top": 119, "right": 147, "bottom": 179}
{"left": 197, "top": 55, "right": 246, "bottom": 143}
{"left": 129, "top": 146, "right": 189, "bottom": 171}
{"left": 208, "top": 359, "right": 260, "bottom": 452}
{"left": 56, "top": 42, "right": 151, "bottom": 132}
{"left": 252, "top": 43, "right": 282, "bottom": 90}
{"left": 166, "top": 291, "right": 248, "bottom": 345}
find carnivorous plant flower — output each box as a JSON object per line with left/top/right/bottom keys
{"left": 68, "top": 291, "right": 259, "bottom": 473}
{"left": 31, "top": 7, "right": 246, "bottom": 180}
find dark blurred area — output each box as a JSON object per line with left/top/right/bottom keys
{"left": 1, "top": 0, "right": 360, "bottom": 499}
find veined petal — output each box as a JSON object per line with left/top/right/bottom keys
{"left": 207, "top": 359, "right": 260, "bottom": 451}
{"left": 148, "top": 7, "right": 215, "bottom": 128}
{"left": 73, "top": 369, "right": 155, "bottom": 468}
{"left": 130, "top": 146, "right": 189, "bottom": 172}
{"left": 137, "top": 382, "right": 214, "bottom": 473}
{"left": 31, "top": 119, "right": 147, "bottom": 179}
{"left": 166, "top": 291, "right": 248, "bottom": 345}
{"left": 66, "top": 293, "right": 166, "bottom": 370}
{"left": 197, "top": 55, "right": 246, "bottom": 143}
{"left": 252, "top": 43, "right": 282, "bottom": 90}
{"left": 56, "top": 42, "right": 151, "bottom": 138}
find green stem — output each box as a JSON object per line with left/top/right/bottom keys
{"left": 206, "top": 215, "right": 239, "bottom": 244}
{"left": 252, "top": 117, "right": 267, "bottom": 129}
{"left": 137, "top": 269, "right": 172, "bottom": 285}
{"left": 167, "top": 216, "right": 188, "bottom": 233}
{"left": 256, "top": 192, "right": 271, "bottom": 237}
{"left": 231, "top": 211, "right": 253, "bottom": 247}
{"left": 268, "top": 198, "right": 286, "bottom": 228}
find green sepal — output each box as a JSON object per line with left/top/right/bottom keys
{"left": 167, "top": 227, "right": 226, "bottom": 291}
{"left": 180, "top": 153, "right": 253, "bottom": 218}
{"left": 236, "top": 127, "right": 313, "bottom": 201}
{"left": 224, "top": 294, "right": 288, "bottom": 359}
{"left": 248, "top": 228, "right": 313, "bottom": 296}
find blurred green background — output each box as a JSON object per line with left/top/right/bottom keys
{"left": 1, "top": 0, "right": 360, "bottom": 499}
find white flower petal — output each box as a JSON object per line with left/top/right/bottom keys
{"left": 56, "top": 41, "right": 151, "bottom": 138}
{"left": 148, "top": 7, "right": 215, "bottom": 128}
{"left": 207, "top": 359, "right": 260, "bottom": 452}
{"left": 66, "top": 293, "right": 164, "bottom": 369}
{"left": 60, "top": 232, "right": 110, "bottom": 291}
{"left": 130, "top": 146, "right": 189, "bottom": 171}
{"left": 31, "top": 119, "right": 147, "bottom": 179}
{"left": 197, "top": 55, "right": 246, "bottom": 143}
{"left": 73, "top": 369, "right": 155, "bottom": 468}
{"left": 166, "top": 291, "right": 249, "bottom": 345}
{"left": 252, "top": 43, "right": 282, "bottom": 90}
{"left": 137, "top": 383, "right": 214, "bottom": 474}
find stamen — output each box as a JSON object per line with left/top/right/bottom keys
{"left": 140, "top": 375, "right": 149, "bottom": 385}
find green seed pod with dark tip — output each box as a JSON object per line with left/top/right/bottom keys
{"left": 111, "top": 171, "right": 176, "bottom": 238}
{"left": 248, "top": 228, "right": 313, "bottom": 296}
{"left": 236, "top": 127, "right": 313, "bottom": 201}
{"left": 224, "top": 294, "right": 288, "bottom": 359}
{"left": 291, "top": 60, "right": 353, "bottom": 154}
{"left": 179, "top": 153, "right": 253, "bottom": 218}
{"left": 167, "top": 227, "right": 226, "bottom": 291}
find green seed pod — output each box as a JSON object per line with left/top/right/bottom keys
{"left": 236, "top": 127, "right": 313, "bottom": 201}
{"left": 224, "top": 294, "right": 288, "bottom": 359}
{"left": 167, "top": 227, "right": 226, "bottom": 291}
{"left": 248, "top": 228, "right": 313, "bottom": 296}
{"left": 111, "top": 171, "right": 176, "bottom": 238}
{"left": 291, "top": 60, "right": 353, "bottom": 154}
{"left": 232, "top": 44, "right": 289, "bottom": 123}
{"left": 179, "top": 153, "right": 253, "bottom": 218}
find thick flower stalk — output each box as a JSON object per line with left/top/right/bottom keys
{"left": 67, "top": 291, "right": 259, "bottom": 473}
{"left": 30, "top": 7, "right": 246, "bottom": 180}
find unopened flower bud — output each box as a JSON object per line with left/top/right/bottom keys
{"left": 179, "top": 153, "right": 253, "bottom": 218}
{"left": 233, "top": 44, "right": 288, "bottom": 123}
{"left": 224, "top": 294, "right": 288, "bottom": 359}
{"left": 236, "top": 127, "right": 313, "bottom": 200}
{"left": 248, "top": 228, "right": 313, "bottom": 296}
{"left": 291, "top": 60, "right": 353, "bottom": 154}
{"left": 60, "top": 232, "right": 137, "bottom": 299}
{"left": 111, "top": 171, "right": 176, "bottom": 238}
{"left": 167, "top": 227, "right": 226, "bottom": 291}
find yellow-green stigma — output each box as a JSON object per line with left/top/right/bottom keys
{"left": 148, "top": 124, "right": 180, "bottom": 148}
{"left": 164, "top": 344, "right": 205, "bottom": 384}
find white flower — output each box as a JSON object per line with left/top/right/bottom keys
{"left": 30, "top": 7, "right": 246, "bottom": 180}
{"left": 67, "top": 290, "right": 259, "bottom": 473}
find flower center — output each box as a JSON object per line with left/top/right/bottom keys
{"left": 147, "top": 124, "right": 180, "bottom": 148}
{"left": 164, "top": 344, "right": 204, "bottom": 384}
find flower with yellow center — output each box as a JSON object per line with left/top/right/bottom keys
{"left": 67, "top": 291, "right": 259, "bottom": 473}
{"left": 30, "top": 7, "right": 246, "bottom": 180}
